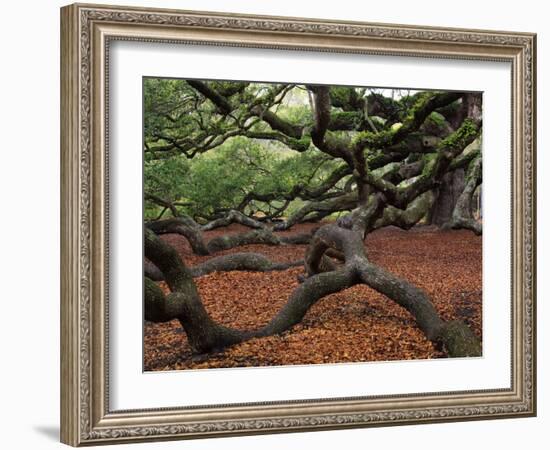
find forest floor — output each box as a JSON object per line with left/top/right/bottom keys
{"left": 144, "top": 223, "right": 482, "bottom": 371}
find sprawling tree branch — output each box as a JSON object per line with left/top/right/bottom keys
{"left": 143, "top": 82, "right": 484, "bottom": 362}
{"left": 146, "top": 217, "right": 209, "bottom": 255}
{"left": 186, "top": 80, "right": 233, "bottom": 115}
{"left": 145, "top": 224, "right": 481, "bottom": 357}
{"left": 146, "top": 84, "right": 482, "bottom": 236}
{"left": 146, "top": 215, "right": 315, "bottom": 257}
{"left": 304, "top": 224, "right": 480, "bottom": 355}
{"left": 200, "top": 210, "right": 267, "bottom": 231}
{"left": 146, "top": 252, "right": 303, "bottom": 281}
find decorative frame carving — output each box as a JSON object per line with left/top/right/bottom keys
{"left": 60, "top": 3, "right": 536, "bottom": 446}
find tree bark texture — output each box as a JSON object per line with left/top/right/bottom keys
{"left": 145, "top": 224, "right": 481, "bottom": 358}
{"left": 143, "top": 84, "right": 484, "bottom": 360}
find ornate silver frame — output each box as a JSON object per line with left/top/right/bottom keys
{"left": 60, "top": 3, "right": 536, "bottom": 446}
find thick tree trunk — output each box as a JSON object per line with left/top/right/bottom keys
{"left": 450, "top": 156, "right": 482, "bottom": 235}
{"left": 429, "top": 169, "right": 465, "bottom": 226}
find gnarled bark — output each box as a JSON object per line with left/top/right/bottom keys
{"left": 147, "top": 252, "right": 303, "bottom": 281}
{"left": 144, "top": 83, "right": 484, "bottom": 360}
{"left": 144, "top": 229, "right": 356, "bottom": 353}
{"left": 275, "top": 191, "right": 358, "bottom": 231}
{"left": 205, "top": 228, "right": 281, "bottom": 253}
{"left": 429, "top": 169, "right": 465, "bottom": 226}
{"left": 147, "top": 216, "right": 314, "bottom": 257}
{"left": 303, "top": 224, "right": 481, "bottom": 356}
{"left": 201, "top": 210, "right": 267, "bottom": 231}
{"left": 144, "top": 259, "right": 164, "bottom": 281}
{"left": 145, "top": 223, "right": 481, "bottom": 358}
{"left": 450, "top": 156, "right": 482, "bottom": 235}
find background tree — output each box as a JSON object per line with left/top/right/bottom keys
{"left": 143, "top": 79, "right": 483, "bottom": 358}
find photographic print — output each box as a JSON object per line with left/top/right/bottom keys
{"left": 143, "top": 79, "right": 483, "bottom": 371}
{"left": 61, "top": 4, "right": 535, "bottom": 444}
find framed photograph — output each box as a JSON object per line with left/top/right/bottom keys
{"left": 60, "top": 3, "right": 536, "bottom": 446}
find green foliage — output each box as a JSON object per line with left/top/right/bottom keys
{"left": 143, "top": 78, "right": 474, "bottom": 223}
{"left": 329, "top": 86, "right": 363, "bottom": 109}
{"left": 273, "top": 88, "right": 311, "bottom": 125}
{"left": 144, "top": 78, "right": 205, "bottom": 145}
{"left": 144, "top": 135, "right": 339, "bottom": 219}
{"left": 183, "top": 137, "right": 260, "bottom": 217}
{"left": 144, "top": 156, "right": 189, "bottom": 199}
{"left": 144, "top": 156, "right": 190, "bottom": 219}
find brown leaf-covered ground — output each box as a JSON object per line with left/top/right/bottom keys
{"left": 144, "top": 223, "right": 482, "bottom": 371}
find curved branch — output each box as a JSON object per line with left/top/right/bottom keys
{"left": 237, "top": 165, "right": 352, "bottom": 212}
{"left": 373, "top": 191, "right": 436, "bottom": 231}
{"left": 353, "top": 92, "right": 463, "bottom": 151}
{"left": 147, "top": 213, "right": 314, "bottom": 259}
{"left": 258, "top": 267, "right": 357, "bottom": 336}
{"left": 275, "top": 191, "right": 358, "bottom": 231}
{"left": 145, "top": 193, "right": 180, "bottom": 218}
{"left": 186, "top": 80, "right": 233, "bottom": 115}
{"left": 302, "top": 224, "right": 481, "bottom": 356}
{"left": 146, "top": 217, "right": 209, "bottom": 255}
{"left": 145, "top": 221, "right": 480, "bottom": 358}
{"left": 250, "top": 106, "right": 303, "bottom": 139}
{"left": 201, "top": 210, "right": 267, "bottom": 231}
{"left": 308, "top": 85, "right": 353, "bottom": 163}
{"left": 361, "top": 118, "right": 482, "bottom": 209}
{"left": 205, "top": 229, "right": 281, "bottom": 253}
{"left": 145, "top": 229, "right": 356, "bottom": 353}
{"left": 144, "top": 230, "right": 245, "bottom": 352}
{"left": 189, "top": 253, "right": 303, "bottom": 277}
{"left": 147, "top": 252, "right": 303, "bottom": 281}
{"left": 144, "top": 259, "right": 164, "bottom": 281}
